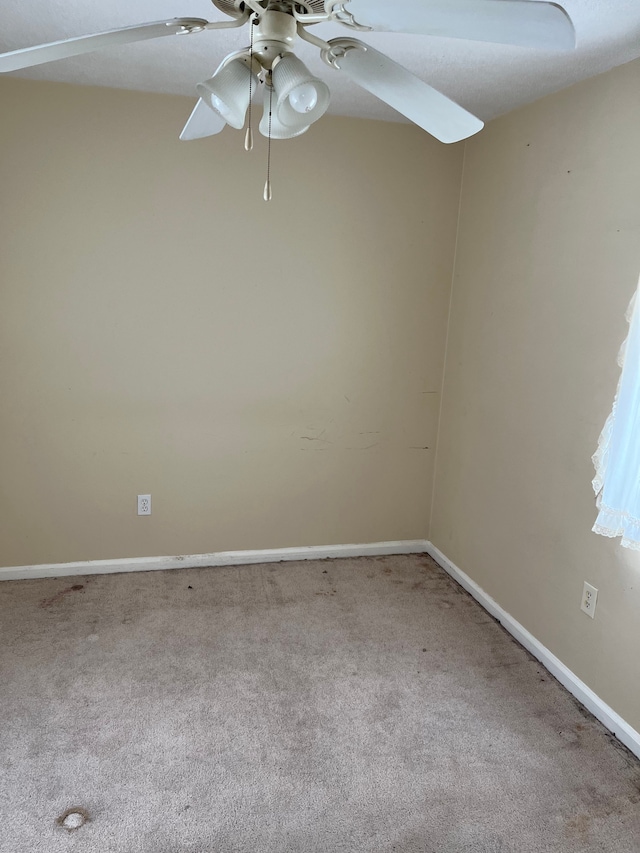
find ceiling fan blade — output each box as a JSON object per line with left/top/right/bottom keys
{"left": 179, "top": 98, "right": 226, "bottom": 141}
{"left": 0, "top": 18, "right": 209, "bottom": 73}
{"left": 328, "top": 39, "right": 483, "bottom": 143}
{"left": 342, "top": 0, "right": 576, "bottom": 50}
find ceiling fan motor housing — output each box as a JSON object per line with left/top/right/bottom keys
{"left": 210, "top": 0, "right": 248, "bottom": 19}
{"left": 211, "top": 0, "right": 328, "bottom": 18}
{"left": 252, "top": 11, "right": 298, "bottom": 68}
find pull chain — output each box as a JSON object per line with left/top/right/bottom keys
{"left": 244, "top": 15, "right": 256, "bottom": 152}
{"left": 263, "top": 81, "right": 273, "bottom": 202}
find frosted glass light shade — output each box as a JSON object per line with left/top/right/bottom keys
{"left": 272, "top": 54, "right": 330, "bottom": 131}
{"left": 259, "top": 95, "right": 310, "bottom": 139}
{"left": 197, "top": 58, "right": 257, "bottom": 130}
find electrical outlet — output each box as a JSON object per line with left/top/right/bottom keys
{"left": 137, "top": 494, "right": 151, "bottom": 516}
{"left": 580, "top": 581, "right": 598, "bottom": 618}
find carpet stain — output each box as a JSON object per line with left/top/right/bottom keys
{"left": 601, "top": 730, "right": 640, "bottom": 778}
{"left": 56, "top": 806, "right": 90, "bottom": 832}
{"left": 40, "top": 584, "right": 85, "bottom": 608}
{"left": 565, "top": 813, "right": 591, "bottom": 843}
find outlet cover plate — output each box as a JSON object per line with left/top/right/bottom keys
{"left": 137, "top": 494, "right": 151, "bottom": 516}
{"left": 581, "top": 581, "right": 598, "bottom": 618}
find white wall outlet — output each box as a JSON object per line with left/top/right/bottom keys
{"left": 580, "top": 581, "right": 598, "bottom": 618}
{"left": 137, "top": 494, "right": 151, "bottom": 516}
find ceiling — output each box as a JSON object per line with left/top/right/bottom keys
{"left": 1, "top": 0, "right": 640, "bottom": 124}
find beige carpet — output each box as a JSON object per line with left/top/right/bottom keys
{"left": 1, "top": 554, "right": 639, "bottom": 852}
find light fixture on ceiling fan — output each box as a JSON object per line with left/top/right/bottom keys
{"left": 191, "top": 34, "right": 331, "bottom": 141}
{"left": 0, "top": 0, "right": 576, "bottom": 198}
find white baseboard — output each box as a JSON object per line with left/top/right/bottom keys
{"left": 424, "top": 541, "right": 640, "bottom": 761}
{"left": 0, "top": 539, "right": 430, "bottom": 582}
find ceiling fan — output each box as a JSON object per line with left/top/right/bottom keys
{"left": 0, "top": 0, "right": 576, "bottom": 194}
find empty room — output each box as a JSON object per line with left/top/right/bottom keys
{"left": 1, "top": 1, "right": 639, "bottom": 850}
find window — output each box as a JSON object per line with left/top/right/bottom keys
{"left": 592, "top": 278, "right": 640, "bottom": 549}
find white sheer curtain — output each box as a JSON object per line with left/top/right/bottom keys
{"left": 592, "top": 278, "right": 640, "bottom": 549}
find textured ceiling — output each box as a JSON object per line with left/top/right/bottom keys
{"left": 1, "top": 0, "right": 640, "bottom": 123}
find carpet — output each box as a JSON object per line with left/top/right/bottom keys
{"left": 1, "top": 554, "right": 639, "bottom": 852}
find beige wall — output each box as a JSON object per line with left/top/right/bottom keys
{"left": 0, "top": 77, "right": 463, "bottom": 566}
{"left": 431, "top": 59, "right": 640, "bottom": 730}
